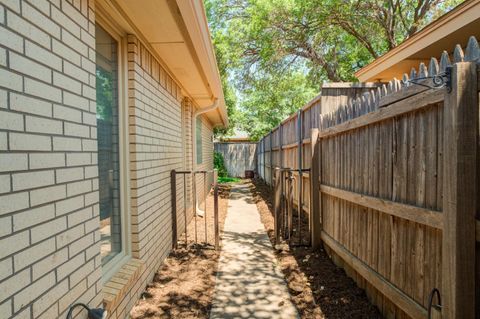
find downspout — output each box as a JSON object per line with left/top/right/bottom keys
{"left": 192, "top": 98, "right": 218, "bottom": 217}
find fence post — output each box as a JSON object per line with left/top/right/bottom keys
{"left": 270, "top": 132, "right": 273, "bottom": 187}
{"left": 274, "top": 168, "right": 282, "bottom": 245}
{"left": 280, "top": 124, "right": 284, "bottom": 170}
{"left": 297, "top": 110, "right": 303, "bottom": 242}
{"left": 192, "top": 172, "right": 198, "bottom": 244}
{"left": 214, "top": 181, "right": 219, "bottom": 250}
{"left": 310, "top": 129, "right": 322, "bottom": 249}
{"left": 170, "top": 170, "right": 178, "bottom": 249}
{"left": 262, "top": 138, "right": 265, "bottom": 180}
{"left": 442, "top": 62, "right": 477, "bottom": 319}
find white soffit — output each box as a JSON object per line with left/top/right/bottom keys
{"left": 115, "top": 0, "right": 209, "bottom": 97}
{"left": 111, "top": 0, "right": 228, "bottom": 127}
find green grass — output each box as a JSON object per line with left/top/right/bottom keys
{"left": 218, "top": 176, "right": 241, "bottom": 184}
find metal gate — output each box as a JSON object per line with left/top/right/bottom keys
{"left": 273, "top": 167, "right": 311, "bottom": 247}
{"left": 170, "top": 169, "right": 219, "bottom": 250}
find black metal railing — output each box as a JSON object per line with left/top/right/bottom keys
{"left": 170, "top": 169, "right": 219, "bottom": 250}
{"left": 274, "top": 167, "right": 311, "bottom": 247}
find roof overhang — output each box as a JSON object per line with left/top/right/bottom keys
{"left": 355, "top": 0, "right": 480, "bottom": 82}
{"left": 96, "top": 0, "right": 228, "bottom": 128}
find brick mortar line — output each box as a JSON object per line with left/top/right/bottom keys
{"left": 2, "top": 10, "right": 94, "bottom": 63}
{"left": 0, "top": 62, "right": 96, "bottom": 99}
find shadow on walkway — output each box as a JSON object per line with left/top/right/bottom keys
{"left": 210, "top": 184, "right": 299, "bottom": 319}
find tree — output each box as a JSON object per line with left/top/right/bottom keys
{"left": 205, "top": 0, "right": 463, "bottom": 138}
{"left": 208, "top": 17, "right": 240, "bottom": 138}
{"left": 238, "top": 70, "right": 317, "bottom": 140}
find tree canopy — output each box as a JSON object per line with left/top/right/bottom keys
{"left": 206, "top": 0, "right": 463, "bottom": 140}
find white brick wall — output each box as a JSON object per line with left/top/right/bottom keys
{"left": 175, "top": 99, "right": 214, "bottom": 236}
{"left": 127, "top": 36, "right": 182, "bottom": 261}
{"left": 0, "top": 2, "right": 217, "bottom": 319}
{"left": 0, "top": 1, "right": 101, "bottom": 318}
{"left": 95, "top": 35, "right": 184, "bottom": 319}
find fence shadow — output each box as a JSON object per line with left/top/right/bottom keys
{"left": 250, "top": 179, "right": 382, "bottom": 318}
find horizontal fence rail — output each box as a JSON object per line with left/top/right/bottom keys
{"left": 257, "top": 36, "right": 480, "bottom": 319}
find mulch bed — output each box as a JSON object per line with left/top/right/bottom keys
{"left": 250, "top": 179, "right": 383, "bottom": 319}
{"left": 130, "top": 184, "right": 231, "bottom": 319}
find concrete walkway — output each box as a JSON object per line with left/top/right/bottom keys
{"left": 210, "top": 184, "right": 298, "bottom": 319}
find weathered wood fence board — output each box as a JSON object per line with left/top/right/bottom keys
{"left": 319, "top": 100, "right": 444, "bottom": 318}
{"left": 256, "top": 36, "right": 480, "bottom": 319}
{"left": 256, "top": 85, "right": 377, "bottom": 219}
{"left": 214, "top": 142, "right": 257, "bottom": 177}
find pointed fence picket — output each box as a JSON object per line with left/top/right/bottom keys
{"left": 256, "top": 36, "right": 480, "bottom": 319}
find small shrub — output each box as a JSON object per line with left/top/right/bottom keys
{"left": 214, "top": 151, "right": 228, "bottom": 177}
{"left": 218, "top": 176, "right": 241, "bottom": 184}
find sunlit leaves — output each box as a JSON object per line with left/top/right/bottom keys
{"left": 205, "top": 0, "right": 463, "bottom": 139}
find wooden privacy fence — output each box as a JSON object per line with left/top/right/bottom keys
{"left": 257, "top": 83, "right": 378, "bottom": 240}
{"left": 214, "top": 142, "right": 257, "bottom": 177}
{"left": 258, "top": 37, "right": 480, "bottom": 319}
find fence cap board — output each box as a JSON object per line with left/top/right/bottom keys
{"left": 379, "top": 80, "right": 431, "bottom": 108}
{"left": 256, "top": 35, "right": 480, "bottom": 319}
{"left": 258, "top": 36, "right": 479, "bottom": 144}
{"left": 318, "top": 87, "right": 444, "bottom": 138}
{"left": 300, "top": 93, "right": 322, "bottom": 111}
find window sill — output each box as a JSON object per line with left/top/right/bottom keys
{"left": 102, "top": 258, "right": 145, "bottom": 312}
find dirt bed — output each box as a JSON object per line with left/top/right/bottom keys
{"left": 130, "top": 184, "right": 231, "bottom": 319}
{"left": 250, "top": 179, "right": 382, "bottom": 319}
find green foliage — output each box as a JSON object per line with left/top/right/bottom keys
{"left": 218, "top": 176, "right": 241, "bottom": 184}
{"left": 96, "top": 67, "right": 113, "bottom": 121}
{"left": 214, "top": 151, "right": 228, "bottom": 177}
{"left": 205, "top": 0, "right": 462, "bottom": 138}
{"left": 209, "top": 17, "right": 241, "bottom": 138}
{"left": 240, "top": 70, "right": 317, "bottom": 140}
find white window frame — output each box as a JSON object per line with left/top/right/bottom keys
{"left": 95, "top": 13, "right": 132, "bottom": 281}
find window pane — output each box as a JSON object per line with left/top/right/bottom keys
{"left": 196, "top": 117, "right": 202, "bottom": 164}
{"left": 96, "top": 25, "right": 122, "bottom": 265}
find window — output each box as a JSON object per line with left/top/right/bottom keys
{"left": 96, "top": 25, "right": 122, "bottom": 265}
{"left": 196, "top": 117, "right": 203, "bottom": 164}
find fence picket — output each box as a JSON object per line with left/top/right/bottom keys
{"left": 465, "top": 36, "right": 479, "bottom": 61}
{"left": 256, "top": 37, "right": 479, "bottom": 319}
{"left": 442, "top": 61, "right": 477, "bottom": 319}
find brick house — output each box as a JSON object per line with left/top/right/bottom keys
{"left": 0, "top": 0, "right": 228, "bottom": 318}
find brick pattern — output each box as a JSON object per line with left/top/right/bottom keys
{"left": 0, "top": 1, "right": 102, "bottom": 318}
{"left": 0, "top": 2, "right": 217, "bottom": 318}
{"left": 174, "top": 99, "right": 215, "bottom": 243}
{"left": 103, "top": 35, "right": 185, "bottom": 319}
{"left": 183, "top": 99, "right": 193, "bottom": 202}
{"left": 103, "top": 259, "right": 144, "bottom": 312}
{"left": 108, "top": 35, "right": 216, "bottom": 319}
{"left": 175, "top": 98, "right": 193, "bottom": 235}
{"left": 127, "top": 35, "right": 183, "bottom": 260}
